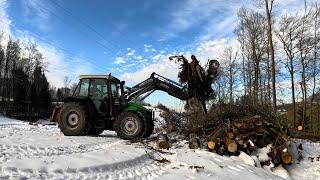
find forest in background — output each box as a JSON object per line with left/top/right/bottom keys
{"left": 210, "top": 0, "right": 320, "bottom": 136}
{"left": 0, "top": 33, "right": 52, "bottom": 119}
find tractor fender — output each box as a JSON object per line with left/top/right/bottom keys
{"left": 123, "top": 102, "right": 152, "bottom": 120}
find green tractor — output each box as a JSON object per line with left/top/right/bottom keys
{"left": 55, "top": 56, "right": 219, "bottom": 140}
{"left": 57, "top": 74, "right": 154, "bottom": 140}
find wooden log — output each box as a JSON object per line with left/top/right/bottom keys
{"left": 235, "top": 135, "right": 244, "bottom": 146}
{"left": 280, "top": 152, "right": 293, "bottom": 165}
{"left": 227, "top": 131, "right": 235, "bottom": 139}
{"left": 237, "top": 139, "right": 244, "bottom": 146}
{"left": 227, "top": 141, "right": 238, "bottom": 153}
{"left": 269, "top": 149, "right": 280, "bottom": 166}
{"left": 260, "top": 160, "right": 271, "bottom": 166}
{"left": 158, "top": 134, "right": 170, "bottom": 149}
{"left": 189, "top": 137, "right": 201, "bottom": 149}
{"left": 207, "top": 140, "right": 216, "bottom": 151}
{"left": 223, "top": 138, "right": 238, "bottom": 153}
{"left": 217, "top": 144, "right": 226, "bottom": 155}
{"left": 189, "top": 133, "right": 197, "bottom": 139}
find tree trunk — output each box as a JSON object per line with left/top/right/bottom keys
{"left": 299, "top": 0, "right": 308, "bottom": 129}
{"left": 290, "top": 67, "right": 296, "bottom": 127}
{"left": 310, "top": 3, "right": 318, "bottom": 133}
{"left": 265, "top": 0, "right": 277, "bottom": 112}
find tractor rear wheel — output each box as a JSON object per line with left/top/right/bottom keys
{"left": 58, "top": 102, "right": 89, "bottom": 136}
{"left": 114, "top": 112, "right": 144, "bottom": 140}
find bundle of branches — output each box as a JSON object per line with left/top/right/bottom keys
{"left": 169, "top": 55, "right": 220, "bottom": 113}
{"left": 156, "top": 104, "right": 187, "bottom": 133}
{"left": 203, "top": 115, "right": 293, "bottom": 166}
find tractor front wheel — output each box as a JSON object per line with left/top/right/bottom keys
{"left": 58, "top": 102, "right": 89, "bottom": 136}
{"left": 114, "top": 112, "right": 144, "bottom": 140}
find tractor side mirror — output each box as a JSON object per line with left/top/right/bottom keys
{"left": 120, "top": 81, "right": 125, "bottom": 95}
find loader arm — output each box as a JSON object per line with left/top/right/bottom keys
{"left": 125, "top": 72, "right": 190, "bottom": 102}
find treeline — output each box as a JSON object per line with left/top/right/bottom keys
{"left": 215, "top": 0, "right": 320, "bottom": 132}
{"left": 0, "top": 33, "right": 52, "bottom": 119}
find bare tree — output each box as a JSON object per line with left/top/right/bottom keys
{"left": 276, "top": 14, "right": 300, "bottom": 126}
{"left": 237, "top": 7, "right": 268, "bottom": 105}
{"left": 220, "top": 47, "right": 238, "bottom": 104}
{"left": 63, "top": 76, "right": 71, "bottom": 97}
{"left": 310, "top": 3, "right": 320, "bottom": 131}
{"left": 264, "top": 0, "right": 277, "bottom": 111}
{"left": 297, "top": 1, "right": 314, "bottom": 129}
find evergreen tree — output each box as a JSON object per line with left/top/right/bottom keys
{"left": 12, "top": 68, "right": 29, "bottom": 103}
{"left": 57, "top": 88, "right": 63, "bottom": 101}
{"left": 31, "top": 66, "right": 52, "bottom": 109}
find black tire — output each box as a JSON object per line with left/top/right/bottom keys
{"left": 87, "top": 128, "right": 104, "bottom": 136}
{"left": 143, "top": 119, "right": 154, "bottom": 138}
{"left": 114, "top": 112, "right": 144, "bottom": 140}
{"left": 58, "top": 102, "right": 89, "bottom": 136}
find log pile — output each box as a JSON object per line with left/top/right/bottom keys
{"left": 202, "top": 115, "right": 293, "bottom": 166}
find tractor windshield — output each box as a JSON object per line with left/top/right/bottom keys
{"left": 73, "top": 79, "right": 90, "bottom": 97}
{"left": 89, "top": 79, "right": 108, "bottom": 99}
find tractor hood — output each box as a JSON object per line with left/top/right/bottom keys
{"left": 124, "top": 102, "right": 151, "bottom": 114}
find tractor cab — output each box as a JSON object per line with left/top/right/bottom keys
{"left": 72, "top": 75, "right": 124, "bottom": 117}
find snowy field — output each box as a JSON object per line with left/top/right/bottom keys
{"left": 0, "top": 115, "right": 320, "bottom": 180}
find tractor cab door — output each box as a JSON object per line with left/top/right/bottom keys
{"left": 88, "top": 79, "right": 109, "bottom": 115}
{"left": 110, "top": 81, "right": 123, "bottom": 113}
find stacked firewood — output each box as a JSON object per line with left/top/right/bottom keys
{"left": 189, "top": 115, "right": 293, "bottom": 166}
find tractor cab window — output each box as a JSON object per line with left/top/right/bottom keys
{"left": 111, "top": 83, "right": 121, "bottom": 96}
{"left": 73, "top": 84, "right": 80, "bottom": 96}
{"left": 78, "top": 79, "right": 89, "bottom": 96}
{"left": 89, "top": 79, "right": 108, "bottom": 99}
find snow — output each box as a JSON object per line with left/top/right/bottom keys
{"left": 144, "top": 106, "right": 166, "bottom": 132}
{"left": 1, "top": 115, "right": 320, "bottom": 179}
{"left": 253, "top": 144, "right": 272, "bottom": 162}
{"left": 238, "top": 151, "right": 255, "bottom": 166}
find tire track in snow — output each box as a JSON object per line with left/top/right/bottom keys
{"left": 0, "top": 119, "right": 171, "bottom": 179}
{"left": 0, "top": 152, "right": 170, "bottom": 179}
{"left": 0, "top": 140, "right": 122, "bottom": 163}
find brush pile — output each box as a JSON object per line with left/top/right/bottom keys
{"left": 197, "top": 115, "right": 293, "bottom": 166}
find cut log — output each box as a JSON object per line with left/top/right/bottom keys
{"left": 158, "top": 134, "right": 170, "bottom": 149}
{"left": 280, "top": 152, "right": 293, "bottom": 165}
{"left": 227, "top": 141, "right": 238, "bottom": 153}
{"left": 260, "top": 160, "right": 271, "bottom": 166}
{"left": 227, "top": 131, "right": 235, "bottom": 139}
{"left": 269, "top": 149, "right": 280, "bottom": 166}
{"left": 217, "top": 144, "right": 226, "bottom": 155}
{"left": 189, "top": 137, "right": 201, "bottom": 149}
{"left": 223, "top": 138, "right": 238, "bottom": 153}
{"left": 237, "top": 139, "right": 244, "bottom": 146}
{"left": 207, "top": 140, "right": 216, "bottom": 151}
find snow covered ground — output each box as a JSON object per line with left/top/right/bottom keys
{"left": 0, "top": 115, "right": 320, "bottom": 179}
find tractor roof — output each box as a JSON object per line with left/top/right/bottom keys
{"left": 79, "top": 75, "right": 121, "bottom": 82}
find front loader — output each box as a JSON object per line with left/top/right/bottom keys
{"left": 53, "top": 56, "right": 219, "bottom": 140}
